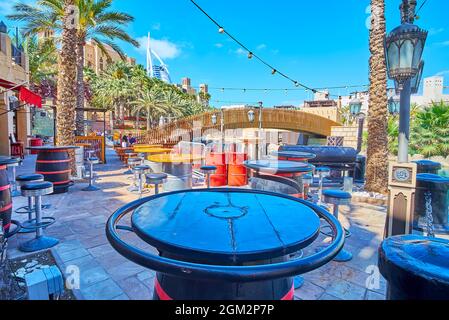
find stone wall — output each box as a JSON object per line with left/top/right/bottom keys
{"left": 330, "top": 126, "right": 359, "bottom": 149}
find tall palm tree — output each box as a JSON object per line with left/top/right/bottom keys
{"left": 8, "top": 0, "right": 139, "bottom": 135}
{"left": 23, "top": 36, "right": 58, "bottom": 85}
{"left": 132, "top": 86, "right": 167, "bottom": 130}
{"left": 365, "top": 0, "right": 389, "bottom": 194}
{"left": 56, "top": 1, "right": 77, "bottom": 172}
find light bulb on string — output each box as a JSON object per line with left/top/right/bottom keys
{"left": 221, "top": 88, "right": 224, "bottom": 93}
{"left": 294, "top": 81, "right": 300, "bottom": 87}
{"left": 248, "top": 52, "right": 253, "bottom": 59}
{"left": 218, "top": 27, "right": 224, "bottom": 33}
{"left": 271, "top": 69, "right": 277, "bottom": 75}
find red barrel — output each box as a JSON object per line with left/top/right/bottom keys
{"left": 227, "top": 153, "right": 248, "bottom": 187}
{"left": 0, "top": 163, "right": 12, "bottom": 233}
{"left": 206, "top": 153, "right": 227, "bottom": 187}
{"left": 29, "top": 138, "right": 43, "bottom": 155}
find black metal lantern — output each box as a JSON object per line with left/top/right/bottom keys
{"left": 385, "top": 23, "right": 428, "bottom": 86}
{"left": 395, "top": 60, "right": 424, "bottom": 94}
{"left": 247, "top": 110, "right": 255, "bottom": 123}
{"left": 349, "top": 96, "right": 362, "bottom": 116}
{"left": 388, "top": 96, "right": 401, "bottom": 115}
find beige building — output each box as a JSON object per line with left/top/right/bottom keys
{"left": 0, "top": 22, "right": 37, "bottom": 156}
{"left": 84, "top": 39, "right": 136, "bottom": 75}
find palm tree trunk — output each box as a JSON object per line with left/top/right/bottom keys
{"left": 56, "top": 1, "right": 78, "bottom": 174}
{"left": 119, "top": 102, "right": 125, "bottom": 125}
{"left": 147, "top": 111, "right": 151, "bottom": 130}
{"left": 75, "top": 36, "right": 85, "bottom": 136}
{"left": 365, "top": 0, "right": 389, "bottom": 194}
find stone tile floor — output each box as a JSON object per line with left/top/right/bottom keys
{"left": 7, "top": 149, "right": 388, "bottom": 300}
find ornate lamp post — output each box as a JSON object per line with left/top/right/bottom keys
{"left": 388, "top": 96, "right": 401, "bottom": 116}
{"left": 385, "top": 0, "right": 427, "bottom": 163}
{"left": 349, "top": 94, "right": 365, "bottom": 153}
{"left": 247, "top": 102, "right": 264, "bottom": 159}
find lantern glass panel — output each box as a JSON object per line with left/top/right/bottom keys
{"left": 412, "top": 40, "right": 423, "bottom": 69}
{"left": 387, "top": 43, "right": 399, "bottom": 71}
{"left": 399, "top": 40, "right": 414, "bottom": 69}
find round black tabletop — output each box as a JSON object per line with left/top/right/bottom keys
{"left": 244, "top": 160, "right": 314, "bottom": 175}
{"left": 26, "top": 146, "right": 79, "bottom": 151}
{"left": 0, "top": 156, "right": 20, "bottom": 166}
{"left": 131, "top": 189, "right": 320, "bottom": 263}
{"left": 271, "top": 151, "right": 317, "bottom": 160}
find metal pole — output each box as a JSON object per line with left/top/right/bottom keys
{"left": 220, "top": 109, "right": 224, "bottom": 152}
{"left": 398, "top": 79, "right": 412, "bottom": 163}
{"left": 258, "top": 102, "right": 263, "bottom": 159}
{"left": 356, "top": 115, "right": 365, "bottom": 153}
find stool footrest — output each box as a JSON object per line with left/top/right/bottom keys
{"left": 20, "top": 217, "right": 56, "bottom": 231}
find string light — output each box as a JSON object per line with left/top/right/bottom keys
{"left": 199, "top": 84, "right": 369, "bottom": 93}
{"left": 248, "top": 52, "right": 253, "bottom": 59}
{"left": 189, "top": 0, "right": 324, "bottom": 94}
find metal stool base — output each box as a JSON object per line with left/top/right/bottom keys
{"left": 123, "top": 169, "right": 133, "bottom": 175}
{"left": 19, "top": 217, "right": 55, "bottom": 234}
{"left": 11, "top": 190, "right": 21, "bottom": 197}
{"left": 333, "top": 249, "right": 353, "bottom": 262}
{"left": 82, "top": 185, "right": 100, "bottom": 192}
{"left": 19, "top": 236, "right": 59, "bottom": 252}
{"left": 294, "top": 276, "right": 304, "bottom": 289}
{"left": 15, "top": 204, "right": 52, "bottom": 215}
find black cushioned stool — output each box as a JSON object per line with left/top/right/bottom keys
{"left": 200, "top": 165, "right": 217, "bottom": 189}
{"left": 19, "top": 181, "right": 58, "bottom": 252}
{"left": 145, "top": 173, "right": 168, "bottom": 195}
{"left": 125, "top": 157, "right": 142, "bottom": 175}
{"left": 83, "top": 157, "right": 100, "bottom": 192}
{"left": 15, "top": 174, "right": 44, "bottom": 218}
{"left": 322, "top": 189, "right": 352, "bottom": 262}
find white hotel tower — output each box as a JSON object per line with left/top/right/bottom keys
{"left": 146, "top": 32, "right": 172, "bottom": 84}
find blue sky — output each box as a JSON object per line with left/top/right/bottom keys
{"left": 1, "top": 0, "right": 448, "bottom": 107}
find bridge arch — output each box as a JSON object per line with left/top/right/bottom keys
{"left": 144, "top": 108, "right": 341, "bottom": 145}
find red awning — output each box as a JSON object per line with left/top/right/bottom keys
{"left": 0, "top": 78, "right": 42, "bottom": 108}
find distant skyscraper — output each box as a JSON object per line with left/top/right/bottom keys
{"left": 146, "top": 32, "right": 172, "bottom": 84}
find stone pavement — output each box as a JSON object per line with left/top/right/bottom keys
{"left": 7, "top": 149, "right": 387, "bottom": 300}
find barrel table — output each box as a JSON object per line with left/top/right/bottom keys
{"left": 271, "top": 150, "right": 317, "bottom": 162}
{"left": 147, "top": 154, "right": 204, "bottom": 192}
{"left": 244, "top": 160, "right": 315, "bottom": 199}
{"left": 27, "top": 146, "right": 79, "bottom": 194}
{"left": 133, "top": 147, "right": 173, "bottom": 161}
{"left": 0, "top": 157, "right": 20, "bottom": 234}
{"left": 106, "top": 188, "right": 344, "bottom": 300}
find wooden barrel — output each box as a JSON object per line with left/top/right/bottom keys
{"left": 0, "top": 158, "right": 17, "bottom": 233}
{"left": 227, "top": 152, "right": 248, "bottom": 187}
{"left": 32, "top": 146, "right": 77, "bottom": 194}
{"left": 206, "top": 153, "right": 227, "bottom": 187}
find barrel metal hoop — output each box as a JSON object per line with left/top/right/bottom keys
{"left": 106, "top": 188, "right": 345, "bottom": 283}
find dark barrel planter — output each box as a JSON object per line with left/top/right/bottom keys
{"left": 379, "top": 235, "right": 449, "bottom": 300}
{"left": 28, "top": 146, "right": 78, "bottom": 194}
{"left": 0, "top": 157, "right": 19, "bottom": 233}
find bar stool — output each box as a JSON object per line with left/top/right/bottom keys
{"left": 200, "top": 166, "right": 217, "bottom": 189}
{"left": 145, "top": 173, "right": 168, "bottom": 195}
{"left": 316, "top": 167, "right": 330, "bottom": 205}
{"left": 83, "top": 157, "right": 100, "bottom": 192}
{"left": 15, "top": 174, "right": 45, "bottom": 218}
{"left": 302, "top": 174, "right": 313, "bottom": 200}
{"left": 130, "top": 165, "right": 150, "bottom": 196}
{"left": 321, "top": 189, "right": 352, "bottom": 262}
{"left": 7, "top": 160, "right": 20, "bottom": 197}
{"left": 19, "top": 181, "right": 58, "bottom": 252}
{"left": 124, "top": 157, "right": 141, "bottom": 175}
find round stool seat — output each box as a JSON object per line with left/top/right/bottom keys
{"left": 128, "top": 158, "right": 141, "bottom": 164}
{"left": 134, "top": 165, "right": 150, "bottom": 172}
{"left": 316, "top": 167, "right": 331, "bottom": 174}
{"left": 201, "top": 165, "right": 217, "bottom": 172}
{"left": 322, "top": 189, "right": 352, "bottom": 205}
{"left": 21, "top": 181, "right": 54, "bottom": 197}
{"left": 88, "top": 157, "right": 99, "bottom": 164}
{"left": 146, "top": 173, "right": 168, "bottom": 185}
{"left": 16, "top": 174, "right": 44, "bottom": 186}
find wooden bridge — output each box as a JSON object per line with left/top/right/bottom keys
{"left": 143, "top": 108, "right": 341, "bottom": 145}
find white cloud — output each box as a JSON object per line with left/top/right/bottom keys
{"left": 136, "top": 36, "right": 181, "bottom": 60}
{"left": 429, "top": 28, "right": 445, "bottom": 36}
{"left": 435, "top": 40, "right": 449, "bottom": 47}
{"left": 256, "top": 44, "right": 267, "bottom": 50}
{"left": 214, "top": 43, "right": 223, "bottom": 48}
{"left": 234, "top": 48, "right": 246, "bottom": 56}
{"left": 436, "top": 70, "right": 449, "bottom": 76}
{"left": 152, "top": 23, "right": 161, "bottom": 31}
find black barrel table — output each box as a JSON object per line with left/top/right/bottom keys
{"left": 27, "top": 146, "right": 79, "bottom": 194}
{"left": 106, "top": 188, "right": 344, "bottom": 300}
{"left": 0, "top": 156, "right": 20, "bottom": 234}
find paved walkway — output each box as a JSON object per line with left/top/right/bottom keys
{"left": 8, "top": 149, "right": 387, "bottom": 300}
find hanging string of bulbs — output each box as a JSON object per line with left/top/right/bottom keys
{"left": 189, "top": 0, "right": 335, "bottom": 97}
{"left": 192, "top": 84, "right": 369, "bottom": 94}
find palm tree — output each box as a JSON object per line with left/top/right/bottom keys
{"left": 132, "top": 86, "right": 167, "bottom": 130}
{"left": 365, "top": 0, "right": 389, "bottom": 194}
{"left": 56, "top": 1, "right": 77, "bottom": 172}
{"left": 8, "top": 0, "right": 139, "bottom": 135}
{"left": 410, "top": 102, "right": 449, "bottom": 158}
{"left": 23, "top": 36, "right": 58, "bottom": 85}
